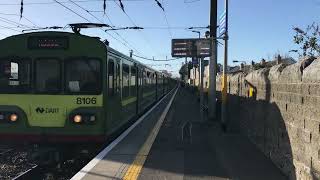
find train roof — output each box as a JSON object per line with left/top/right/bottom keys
{"left": 1, "top": 31, "right": 167, "bottom": 76}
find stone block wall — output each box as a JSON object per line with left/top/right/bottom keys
{"left": 216, "top": 57, "right": 320, "bottom": 180}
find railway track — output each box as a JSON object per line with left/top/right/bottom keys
{"left": 12, "top": 164, "right": 38, "bottom": 180}
{"left": 0, "top": 148, "right": 13, "bottom": 156}
{"left": 0, "top": 143, "right": 102, "bottom": 180}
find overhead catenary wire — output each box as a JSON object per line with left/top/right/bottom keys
{"left": 113, "top": 0, "right": 158, "bottom": 55}
{"left": 133, "top": 54, "right": 183, "bottom": 61}
{"left": 54, "top": 0, "right": 92, "bottom": 22}
{"left": 0, "top": 24, "right": 22, "bottom": 33}
{"left": 67, "top": 0, "right": 143, "bottom": 55}
{"left": 0, "top": 13, "right": 39, "bottom": 27}
{"left": 154, "top": 0, "right": 173, "bottom": 39}
{"left": 55, "top": 0, "right": 131, "bottom": 51}
{"left": 0, "top": 0, "right": 145, "bottom": 6}
{"left": 0, "top": 16, "right": 35, "bottom": 29}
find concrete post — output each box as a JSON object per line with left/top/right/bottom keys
{"left": 208, "top": 0, "right": 218, "bottom": 121}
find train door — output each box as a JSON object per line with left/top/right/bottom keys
{"left": 131, "top": 65, "right": 138, "bottom": 115}
{"left": 137, "top": 66, "right": 144, "bottom": 114}
{"left": 106, "top": 57, "right": 122, "bottom": 134}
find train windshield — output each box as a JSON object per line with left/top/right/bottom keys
{"left": 35, "top": 59, "right": 61, "bottom": 93}
{"left": 65, "top": 58, "right": 101, "bottom": 94}
{"left": 0, "top": 59, "right": 31, "bottom": 93}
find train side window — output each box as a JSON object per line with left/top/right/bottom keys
{"left": 116, "top": 61, "right": 120, "bottom": 94}
{"left": 130, "top": 66, "right": 137, "bottom": 96}
{"left": 147, "top": 71, "right": 151, "bottom": 86}
{"left": 153, "top": 73, "right": 156, "bottom": 84}
{"left": 122, "top": 64, "right": 129, "bottom": 98}
{"left": 143, "top": 70, "right": 147, "bottom": 86}
{"left": 108, "top": 60, "right": 114, "bottom": 96}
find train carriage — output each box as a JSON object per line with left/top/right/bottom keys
{"left": 0, "top": 31, "right": 175, "bottom": 143}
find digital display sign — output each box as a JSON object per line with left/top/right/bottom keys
{"left": 171, "top": 38, "right": 211, "bottom": 58}
{"left": 28, "top": 36, "right": 69, "bottom": 50}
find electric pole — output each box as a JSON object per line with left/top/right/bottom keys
{"left": 208, "top": 0, "right": 218, "bottom": 121}
{"left": 221, "top": 0, "right": 228, "bottom": 131}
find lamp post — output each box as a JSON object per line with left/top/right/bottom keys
{"left": 190, "top": 30, "right": 204, "bottom": 121}
{"left": 190, "top": 30, "right": 201, "bottom": 88}
{"left": 191, "top": 30, "right": 201, "bottom": 39}
{"left": 221, "top": 0, "right": 229, "bottom": 131}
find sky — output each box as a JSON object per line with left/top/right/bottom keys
{"left": 0, "top": 0, "right": 319, "bottom": 77}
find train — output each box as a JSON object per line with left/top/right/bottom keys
{"left": 0, "top": 31, "right": 176, "bottom": 143}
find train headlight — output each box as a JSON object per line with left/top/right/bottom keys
{"left": 73, "top": 115, "right": 82, "bottom": 123}
{"left": 9, "top": 114, "right": 18, "bottom": 122}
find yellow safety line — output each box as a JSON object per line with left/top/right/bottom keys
{"left": 122, "top": 88, "right": 178, "bottom": 180}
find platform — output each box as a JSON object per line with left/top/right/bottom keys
{"left": 71, "top": 86, "right": 287, "bottom": 180}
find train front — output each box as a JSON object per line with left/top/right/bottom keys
{"left": 0, "top": 32, "right": 106, "bottom": 143}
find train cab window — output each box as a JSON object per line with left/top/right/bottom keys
{"left": 35, "top": 59, "right": 61, "bottom": 93}
{"left": 65, "top": 58, "right": 101, "bottom": 94}
{"left": 108, "top": 60, "right": 114, "bottom": 95}
{"left": 0, "top": 59, "right": 31, "bottom": 93}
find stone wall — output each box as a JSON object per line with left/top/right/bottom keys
{"left": 217, "top": 57, "right": 320, "bottom": 180}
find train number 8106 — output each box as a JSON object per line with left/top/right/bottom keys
{"left": 76, "top": 97, "right": 97, "bottom": 105}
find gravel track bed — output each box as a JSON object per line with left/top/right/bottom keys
{"left": 0, "top": 146, "right": 37, "bottom": 180}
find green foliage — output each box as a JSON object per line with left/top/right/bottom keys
{"left": 293, "top": 23, "right": 320, "bottom": 57}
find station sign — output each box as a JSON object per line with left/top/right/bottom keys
{"left": 171, "top": 38, "right": 211, "bottom": 58}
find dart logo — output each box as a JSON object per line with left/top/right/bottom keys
{"left": 35, "top": 107, "right": 59, "bottom": 114}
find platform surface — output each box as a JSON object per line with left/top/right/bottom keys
{"left": 75, "top": 87, "right": 287, "bottom": 180}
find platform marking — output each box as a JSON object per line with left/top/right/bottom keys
{"left": 70, "top": 87, "right": 178, "bottom": 180}
{"left": 122, "top": 87, "right": 179, "bottom": 180}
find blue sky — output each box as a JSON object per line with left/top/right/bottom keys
{"left": 0, "top": 0, "right": 319, "bottom": 76}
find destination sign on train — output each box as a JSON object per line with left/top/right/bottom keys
{"left": 171, "top": 38, "right": 211, "bottom": 58}
{"left": 28, "top": 36, "right": 69, "bottom": 50}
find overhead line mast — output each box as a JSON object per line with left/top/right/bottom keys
{"left": 208, "top": 0, "right": 218, "bottom": 121}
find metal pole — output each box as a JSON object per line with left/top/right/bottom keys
{"left": 208, "top": 0, "right": 217, "bottom": 121}
{"left": 196, "top": 32, "right": 204, "bottom": 121}
{"left": 194, "top": 66, "right": 196, "bottom": 87}
{"left": 197, "top": 31, "right": 200, "bottom": 89}
{"left": 200, "top": 57, "right": 204, "bottom": 121}
{"left": 221, "top": 0, "right": 228, "bottom": 131}
{"left": 198, "top": 59, "right": 200, "bottom": 90}
{"left": 129, "top": 50, "right": 133, "bottom": 58}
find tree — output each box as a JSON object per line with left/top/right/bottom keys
{"left": 293, "top": 23, "right": 320, "bottom": 57}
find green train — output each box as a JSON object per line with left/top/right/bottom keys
{"left": 0, "top": 31, "right": 176, "bottom": 143}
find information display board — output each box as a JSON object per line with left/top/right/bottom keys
{"left": 171, "top": 38, "right": 211, "bottom": 58}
